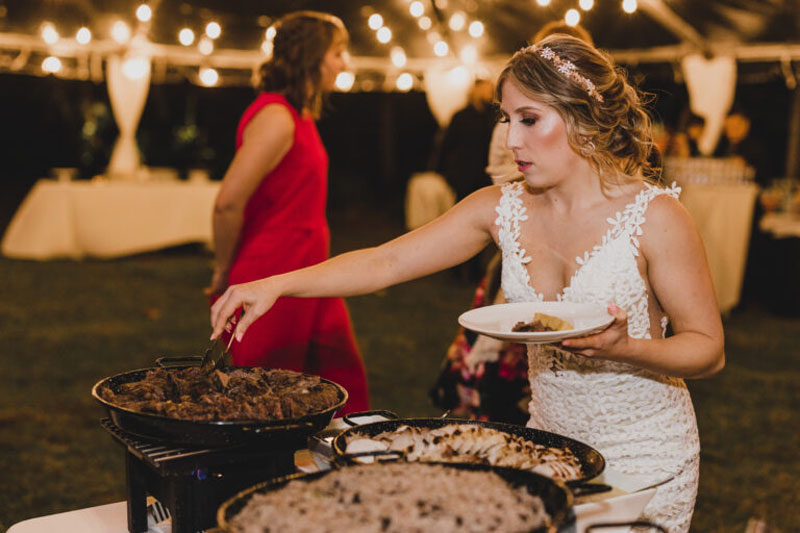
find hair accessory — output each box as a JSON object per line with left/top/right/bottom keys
{"left": 525, "top": 45, "right": 604, "bottom": 103}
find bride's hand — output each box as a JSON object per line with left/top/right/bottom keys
{"left": 558, "top": 303, "right": 630, "bottom": 359}
{"left": 210, "top": 278, "right": 280, "bottom": 341}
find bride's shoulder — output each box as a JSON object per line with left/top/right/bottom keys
{"left": 639, "top": 188, "right": 698, "bottom": 247}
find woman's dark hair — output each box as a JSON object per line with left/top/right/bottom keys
{"left": 258, "top": 11, "right": 347, "bottom": 118}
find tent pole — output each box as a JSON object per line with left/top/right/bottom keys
{"left": 786, "top": 88, "right": 800, "bottom": 179}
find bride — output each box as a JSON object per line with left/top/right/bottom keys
{"left": 211, "top": 35, "right": 724, "bottom": 531}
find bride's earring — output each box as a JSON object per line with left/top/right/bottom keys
{"left": 580, "top": 141, "right": 596, "bottom": 157}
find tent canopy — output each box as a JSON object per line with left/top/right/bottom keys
{"left": 1, "top": 0, "right": 798, "bottom": 63}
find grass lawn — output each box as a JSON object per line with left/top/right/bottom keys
{"left": 0, "top": 206, "right": 798, "bottom": 532}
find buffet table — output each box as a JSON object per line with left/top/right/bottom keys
{"left": 7, "top": 462, "right": 656, "bottom": 533}
{"left": 760, "top": 212, "right": 800, "bottom": 238}
{"left": 8, "top": 416, "right": 657, "bottom": 533}
{"left": 1, "top": 178, "right": 219, "bottom": 260}
{"left": 677, "top": 181, "right": 759, "bottom": 315}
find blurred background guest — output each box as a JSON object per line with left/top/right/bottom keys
{"left": 436, "top": 78, "right": 496, "bottom": 202}
{"left": 664, "top": 110, "right": 705, "bottom": 158}
{"left": 207, "top": 11, "right": 368, "bottom": 414}
{"left": 714, "top": 108, "right": 769, "bottom": 186}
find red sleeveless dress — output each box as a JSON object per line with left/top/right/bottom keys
{"left": 223, "top": 92, "right": 368, "bottom": 414}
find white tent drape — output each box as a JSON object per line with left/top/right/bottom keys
{"left": 681, "top": 54, "right": 737, "bottom": 155}
{"left": 423, "top": 65, "right": 472, "bottom": 127}
{"left": 106, "top": 51, "right": 152, "bottom": 180}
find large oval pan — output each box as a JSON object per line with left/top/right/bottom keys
{"left": 92, "top": 359, "right": 348, "bottom": 448}
{"left": 331, "top": 416, "right": 604, "bottom": 487}
{"left": 217, "top": 462, "right": 573, "bottom": 533}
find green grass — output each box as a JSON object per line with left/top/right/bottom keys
{"left": 0, "top": 207, "right": 798, "bottom": 532}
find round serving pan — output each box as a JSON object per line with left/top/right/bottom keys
{"left": 91, "top": 357, "right": 348, "bottom": 448}
{"left": 216, "top": 462, "right": 574, "bottom": 533}
{"left": 331, "top": 415, "right": 604, "bottom": 488}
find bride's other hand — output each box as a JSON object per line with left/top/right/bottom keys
{"left": 210, "top": 278, "right": 279, "bottom": 341}
{"left": 558, "top": 303, "right": 630, "bottom": 358}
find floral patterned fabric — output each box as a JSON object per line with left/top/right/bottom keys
{"left": 429, "top": 276, "right": 530, "bottom": 424}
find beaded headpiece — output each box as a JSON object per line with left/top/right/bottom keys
{"left": 524, "top": 45, "right": 604, "bottom": 103}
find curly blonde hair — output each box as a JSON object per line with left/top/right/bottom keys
{"left": 258, "top": 11, "right": 347, "bottom": 119}
{"left": 497, "top": 35, "right": 659, "bottom": 187}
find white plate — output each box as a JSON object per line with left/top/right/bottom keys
{"left": 458, "top": 302, "right": 613, "bottom": 344}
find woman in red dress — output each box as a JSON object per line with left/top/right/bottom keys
{"left": 207, "top": 11, "right": 368, "bottom": 414}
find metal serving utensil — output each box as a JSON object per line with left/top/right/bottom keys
{"left": 201, "top": 312, "right": 240, "bottom": 373}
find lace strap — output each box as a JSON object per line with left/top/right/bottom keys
{"left": 495, "top": 182, "right": 531, "bottom": 265}
{"left": 607, "top": 181, "right": 681, "bottom": 255}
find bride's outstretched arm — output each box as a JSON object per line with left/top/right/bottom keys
{"left": 559, "top": 194, "right": 725, "bottom": 379}
{"left": 210, "top": 187, "right": 499, "bottom": 340}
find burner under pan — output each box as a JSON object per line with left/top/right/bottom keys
{"left": 101, "top": 418, "right": 299, "bottom": 533}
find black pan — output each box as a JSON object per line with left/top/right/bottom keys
{"left": 91, "top": 356, "right": 348, "bottom": 448}
{"left": 216, "top": 461, "right": 574, "bottom": 533}
{"left": 331, "top": 414, "right": 605, "bottom": 489}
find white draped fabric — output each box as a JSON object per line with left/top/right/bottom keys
{"left": 423, "top": 65, "right": 471, "bottom": 127}
{"left": 681, "top": 54, "right": 737, "bottom": 156}
{"left": 679, "top": 182, "right": 758, "bottom": 314}
{"left": 106, "top": 51, "right": 152, "bottom": 180}
{"left": 404, "top": 171, "right": 455, "bottom": 230}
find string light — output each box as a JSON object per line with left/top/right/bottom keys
{"left": 265, "top": 26, "right": 276, "bottom": 41}
{"left": 448, "top": 65, "right": 469, "bottom": 85}
{"left": 76, "top": 27, "right": 91, "bottom": 44}
{"left": 198, "top": 36, "right": 214, "bottom": 55}
{"left": 460, "top": 44, "right": 478, "bottom": 64}
{"left": 335, "top": 71, "right": 355, "bottom": 91}
{"left": 390, "top": 46, "right": 407, "bottom": 68}
{"left": 41, "top": 23, "right": 59, "bottom": 44}
{"left": 135, "top": 4, "right": 152, "bottom": 23}
{"left": 396, "top": 72, "right": 414, "bottom": 91}
{"left": 433, "top": 40, "right": 449, "bottom": 57}
{"left": 42, "top": 56, "right": 61, "bottom": 73}
{"left": 199, "top": 67, "right": 218, "bottom": 86}
{"left": 468, "top": 20, "right": 484, "bottom": 38}
{"left": 368, "top": 14, "right": 383, "bottom": 30}
{"left": 409, "top": 1, "right": 425, "bottom": 17}
{"left": 565, "top": 8, "right": 581, "bottom": 26}
{"left": 110, "top": 20, "right": 131, "bottom": 43}
{"left": 579, "top": 0, "right": 595, "bottom": 10}
{"left": 376, "top": 26, "right": 392, "bottom": 43}
{"left": 418, "top": 16, "right": 432, "bottom": 30}
{"left": 448, "top": 12, "right": 466, "bottom": 31}
{"left": 622, "top": 0, "right": 638, "bottom": 13}
{"left": 536, "top": 0, "right": 551, "bottom": 6}
{"left": 205, "top": 22, "right": 221, "bottom": 39}
{"left": 122, "top": 57, "right": 149, "bottom": 79}
{"left": 426, "top": 32, "right": 441, "bottom": 44}
{"left": 178, "top": 27, "right": 195, "bottom": 46}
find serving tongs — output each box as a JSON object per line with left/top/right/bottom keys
{"left": 200, "top": 313, "right": 239, "bottom": 386}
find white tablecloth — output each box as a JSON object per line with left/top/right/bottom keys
{"left": 759, "top": 212, "right": 800, "bottom": 239}
{"left": 679, "top": 181, "right": 759, "bottom": 314}
{"left": 1, "top": 179, "right": 220, "bottom": 260}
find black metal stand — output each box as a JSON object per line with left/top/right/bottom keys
{"left": 102, "top": 419, "right": 297, "bottom": 533}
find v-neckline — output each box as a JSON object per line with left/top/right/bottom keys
{"left": 517, "top": 187, "right": 645, "bottom": 302}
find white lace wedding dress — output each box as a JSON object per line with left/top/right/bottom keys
{"left": 496, "top": 181, "right": 700, "bottom": 532}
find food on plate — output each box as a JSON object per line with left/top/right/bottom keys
{"left": 344, "top": 423, "right": 584, "bottom": 481}
{"left": 98, "top": 367, "right": 340, "bottom": 421}
{"left": 512, "top": 312, "right": 573, "bottom": 332}
{"left": 227, "top": 462, "right": 550, "bottom": 533}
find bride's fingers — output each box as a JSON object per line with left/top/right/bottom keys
{"left": 560, "top": 334, "right": 598, "bottom": 350}
{"left": 607, "top": 302, "right": 627, "bottom": 323}
{"left": 231, "top": 308, "right": 259, "bottom": 341}
{"left": 210, "top": 290, "right": 242, "bottom": 339}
